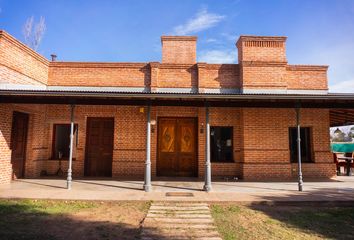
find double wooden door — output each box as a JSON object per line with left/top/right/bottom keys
{"left": 11, "top": 112, "right": 29, "bottom": 179}
{"left": 157, "top": 118, "right": 197, "bottom": 177}
{"left": 85, "top": 118, "right": 114, "bottom": 177}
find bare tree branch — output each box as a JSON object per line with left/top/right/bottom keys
{"left": 22, "top": 16, "right": 46, "bottom": 50}
{"left": 33, "top": 16, "right": 46, "bottom": 50}
{"left": 22, "top": 16, "right": 34, "bottom": 46}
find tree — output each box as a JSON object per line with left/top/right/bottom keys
{"left": 22, "top": 16, "right": 46, "bottom": 50}
{"left": 348, "top": 130, "right": 354, "bottom": 142}
{"left": 332, "top": 128, "right": 345, "bottom": 142}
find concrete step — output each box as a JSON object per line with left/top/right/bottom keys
{"left": 147, "top": 213, "right": 212, "bottom": 218}
{"left": 152, "top": 203, "right": 208, "bottom": 207}
{"left": 142, "top": 237, "right": 222, "bottom": 240}
{"left": 150, "top": 206, "right": 209, "bottom": 211}
{"left": 141, "top": 229, "right": 221, "bottom": 238}
{"left": 143, "top": 223, "right": 216, "bottom": 230}
{"left": 143, "top": 217, "right": 214, "bottom": 224}
{"left": 149, "top": 210, "right": 210, "bottom": 214}
{"left": 193, "top": 238, "right": 223, "bottom": 240}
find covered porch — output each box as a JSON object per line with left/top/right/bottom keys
{"left": 1, "top": 89, "right": 354, "bottom": 192}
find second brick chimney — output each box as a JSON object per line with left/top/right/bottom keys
{"left": 161, "top": 36, "right": 197, "bottom": 64}
{"left": 236, "top": 36, "right": 288, "bottom": 92}
{"left": 236, "top": 36, "right": 287, "bottom": 63}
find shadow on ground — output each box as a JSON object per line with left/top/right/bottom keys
{"left": 0, "top": 200, "right": 167, "bottom": 240}
{"left": 247, "top": 188, "right": 354, "bottom": 240}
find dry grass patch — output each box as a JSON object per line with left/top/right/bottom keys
{"left": 211, "top": 204, "right": 354, "bottom": 240}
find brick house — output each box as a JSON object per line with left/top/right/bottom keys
{"left": 1, "top": 30, "right": 353, "bottom": 191}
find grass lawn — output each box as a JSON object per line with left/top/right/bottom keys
{"left": 0, "top": 199, "right": 150, "bottom": 240}
{"left": 211, "top": 204, "right": 354, "bottom": 240}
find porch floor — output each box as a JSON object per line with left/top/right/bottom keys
{"left": 1, "top": 177, "right": 354, "bottom": 202}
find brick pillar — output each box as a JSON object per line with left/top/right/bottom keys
{"left": 197, "top": 62, "right": 207, "bottom": 93}
{"left": 149, "top": 62, "right": 159, "bottom": 92}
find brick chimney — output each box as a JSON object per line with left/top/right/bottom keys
{"left": 161, "top": 36, "right": 197, "bottom": 64}
{"left": 236, "top": 36, "right": 287, "bottom": 63}
{"left": 236, "top": 36, "right": 288, "bottom": 93}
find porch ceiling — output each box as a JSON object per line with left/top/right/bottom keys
{"left": 1, "top": 90, "right": 354, "bottom": 111}
{"left": 330, "top": 109, "right": 354, "bottom": 127}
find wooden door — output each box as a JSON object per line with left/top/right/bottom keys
{"left": 85, "top": 118, "right": 114, "bottom": 177}
{"left": 157, "top": 118, "right": 197, "bottom": 177}
{"left": 11, "top": 112, "right": 29, "bottom": 179}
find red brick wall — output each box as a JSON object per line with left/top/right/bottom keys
{"left": 0, "top": 105, "right": 147, "bottom": 179}
{"left": 29, "top": 105, "right": 147, "bottom": 178}
{"left": 33, "top": 106, "right": 245, "bottom": 179}
{"left": 241, "top": 63, "right": 287, "bottom": 90}
{"left": 291, "top": 163, "right": 335, "bottom": 178}
{"left": 0, "top": 104, "right": 13, "bottom": 183}
{"left": 208, "top": 108, "right": 242, "bottom": 178}
{"left": 286, "top": 65, "right": 328, "bottom": 90}
{"left": 0, "top": 31, "right": 336, "bottom": 183}
{"left": 157, "top": 64, "right": 198, "bottom": 89}
{"left": 0, "top": 104, "right": 335, "bottom": 182}
{"left": 14, "top": 104, "right": 48, "bottom": 178}
{"left": 0, "top": 104, "right": 48, "bottom": 183}
{"left": 48, "top": 62, "right": 241, "bottom": 91}
{"left": 240, "top": 108, "right": 334, "bottom": 180}
{"left": 0, "top": 31, "right": 48, "bottom": 85}
{"left": 0, "top": 31, "right": 328, "bottom": 93}
{"left": 48, "top": 62, "right": 149, "bottom": 87}
{"left": 236, "top": 36, "right": 328, "bottom": 92}
{"left": 198, "top": 64, "right": 241, "bottom": 91}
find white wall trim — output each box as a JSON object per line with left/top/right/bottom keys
{"left": 242, "top": 88, "right": 328, "bottom": 95}
{"left": 0, "top": 84, "right": 46, "bottom": 90}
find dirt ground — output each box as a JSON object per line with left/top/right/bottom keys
{"left": 0, "top": 200, "right": 150, "bottom": 240}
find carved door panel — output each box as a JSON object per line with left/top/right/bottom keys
{"left": 157, "top": 119, "right": 177, "bottom": 176}
{"left": 157, "top": 118, "right": 197, "bottom": 177}
{"left": 177, "top": 119, "right": 197, "bottom": 176}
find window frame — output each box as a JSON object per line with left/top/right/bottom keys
{"left": 210, "top": 126, "right": 234, "bottom": 163}
{"left": 288, "top": 127, "right": 314, "bottom": 163}
{"left": 51, "top": 123, "right": 78, "bottom": 160}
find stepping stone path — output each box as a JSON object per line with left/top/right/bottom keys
{"left": 141, "top": 202, "right": 222, "bottom": 240}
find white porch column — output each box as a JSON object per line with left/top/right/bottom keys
{"left": 67, "top": 104, "right": 75, "bottom": 190}
{"left": 143, "top": 104, "right": 152, "bottom": 192}
{"left": 296, "top": 106, "right": 303, "bottom": 191}
{"left": 203, "top": 104, "right": 212, "bottom": 192}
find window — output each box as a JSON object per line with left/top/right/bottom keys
{"left": 289, "top": 127, "right": 313, "bottom": 163}
{"left": 210, "top": 127, "right": 233, "bottom": 162}
{"left": 52, "top": 124, "right": 78, "bottom": 159}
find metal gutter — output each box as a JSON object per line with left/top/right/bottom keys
{"left": 1, "top": 89, "right": 354, "bottom": 101}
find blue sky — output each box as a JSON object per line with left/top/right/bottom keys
{"left": 0, "top": 0, "right": 354, "bottom": 92}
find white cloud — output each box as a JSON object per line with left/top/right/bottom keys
{"left": 205, "top": 38, "right": 218, "bottom": 43}
{"left": 173, "top": 8, "right": 225, "bottom": 35}
{"left": 221, "top": 33, "right": 238, "bottom": 42}
{"left": 198, "top": 49, "right": 236, "bottom": 63}
{"left": 329, "top": 79, "right": 354, "bottom": 93}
